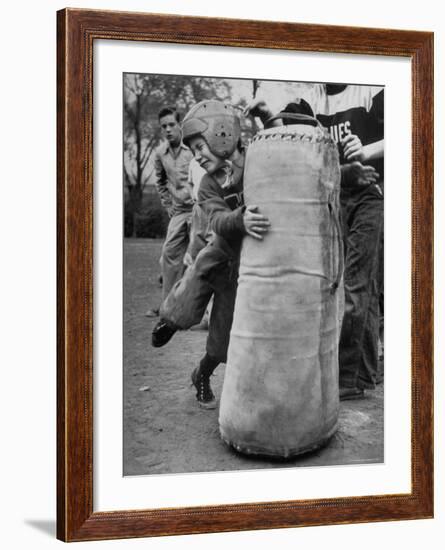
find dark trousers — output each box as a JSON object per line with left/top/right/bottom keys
{"left": 339, "top": 185, "right": 383, "bottom": 389}
{"left": 161, "top": 240, "right": 238, "bottom": 363}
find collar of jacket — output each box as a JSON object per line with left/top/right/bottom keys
{"left": 161, "top": 140, "right": 189, "bottom": 155}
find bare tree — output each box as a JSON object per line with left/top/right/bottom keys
{"left": 123, "top": 74, "right": 159, "bottom": 236}
{"left": 123, "top": 73, "right": 235, "bottom": 237}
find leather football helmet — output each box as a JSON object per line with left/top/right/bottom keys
{"left": 182, "top": 100, "right": 241, "bottom": 159}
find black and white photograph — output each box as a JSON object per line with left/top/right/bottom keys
{"left": 123, "top": 72, "right": 384, "bottom": 477}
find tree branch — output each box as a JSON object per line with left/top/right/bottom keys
{"left": 124, "top": 74, "right": 139, "bottom": 96}
{"left": 124, "top": 102, "right": 136, "bottom": 124}
{"left": 141, "top": 166, "right": 155, "bottom": 190}
{"left": 123, "top": 165, "right": 134, "bottom": 188}
{"left": 141, "top": 136, "right": 156, "bottom": 167}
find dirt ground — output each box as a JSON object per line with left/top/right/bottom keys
{"left": 123, "top": 238, "right": 384, "bottom": 476}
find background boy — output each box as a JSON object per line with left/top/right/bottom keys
{"left": 146, "top": 106, "right": 194, "bottom": 316}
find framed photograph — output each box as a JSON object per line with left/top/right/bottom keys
{"left": 57, "top": 8, "right": 433, "bottom": 542}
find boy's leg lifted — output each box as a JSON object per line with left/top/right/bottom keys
{"left": 151, "top": 242, "right": 228, "bottom": 347}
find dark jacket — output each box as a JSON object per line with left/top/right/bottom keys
{"left": 197, "top": 157, "right": 245, "bottom": 259}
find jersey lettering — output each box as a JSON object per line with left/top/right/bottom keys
{"left": 329, "top": 120, "right": 352, "bottom": 143}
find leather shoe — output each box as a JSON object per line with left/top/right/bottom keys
{"left": 152, "top": 319, "right": 177, "bottom": 347}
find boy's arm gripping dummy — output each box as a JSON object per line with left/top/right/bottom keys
{"left": 198, "top": 176, "right": 270, "bottom": 241}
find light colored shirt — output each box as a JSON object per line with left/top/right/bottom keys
{"left": 187, "top": 158, "right": 207, "bottom": 201}
{"left": 154, "top": 141, "right": 194, "bottom": 214}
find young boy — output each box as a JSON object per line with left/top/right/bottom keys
{"left": 152, "top": 100, "right": 270, "bottom": 409}
{"left": 145, "top": 106, "right": 194, "bottom": 317}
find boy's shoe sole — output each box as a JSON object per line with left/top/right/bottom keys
{"left": 151, "top": 320, "right": 177, "bottom": 347}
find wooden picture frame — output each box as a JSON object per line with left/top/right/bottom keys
{"left": 57, "top": 8, "right": 434, "bottom": 542}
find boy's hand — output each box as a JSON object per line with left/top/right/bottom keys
{"left": 341, "top": 161, "right": 379, "bottom": 187}
{"left": 243, "top": 99, "right": 273, "bottom": 123}
{"left": 342, "top": 134, "right": 365, "bottom": 162}
{"left": 243, "top": 205, "right": 271, "bottom": 240}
